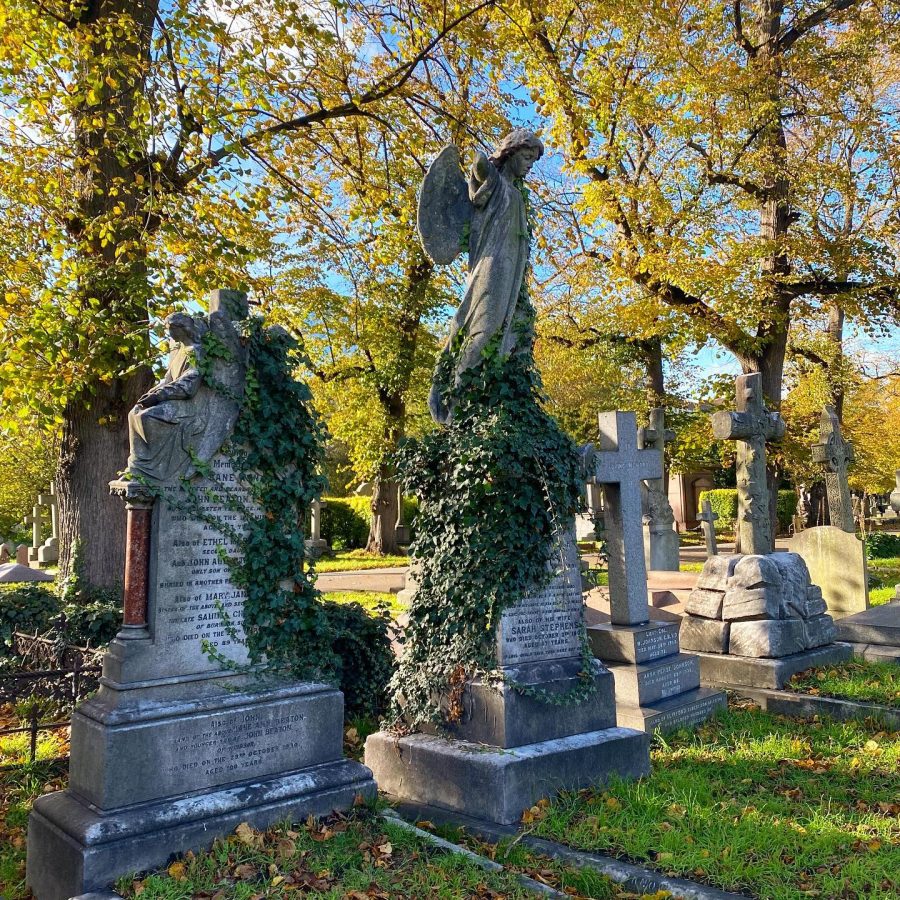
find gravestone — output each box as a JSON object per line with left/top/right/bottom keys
{"left": 305, "top": 499, "right": 329, "bottom": 559}
{"left": 638, "top": 408, "right": 680, "bottom": 571}
{"left": 586, "top": 412, "right": 726, "bottom": 732}
{"left": 0, "top": 541, "right": 11, "bottom": 563}
{"left": 37, "top": 484, "right": 59, "bottom": 565}
{"left": 699, "top": 499, "right": 719, "bottom": 557}
{"left": 890, "top": 471, "right": 900, "bottom": 517}
{"left": 15, "top": 544, "right": 29, "bottom": 566}
{"left": 793, "top": 408, "right": 868, "bottom": 617}
{"left": 27, "top": 291, "right": 374, "bottom": 900}
{"left": 23, "top": 503, "right": 44, "bottom": 564}
{"left": 682, "top": 377, "right": 851, "bottom": 689}
{"left": 710, "top": 373, "right": 785, "bottom": 554}
{"left": 395, "top": 485, "right": 411, "bottom": 546}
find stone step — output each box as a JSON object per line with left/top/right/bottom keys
{"left": 845, "top": 642, "right": 900, "bottom": 664}
{"left": 606, "top": 653, "right": 701, "bottom": 706}
{"left": 615, "top": 687, "right": 727, "bottom": 733}
{"left": 587, "top": 620, "right": 680, "bottom": 664}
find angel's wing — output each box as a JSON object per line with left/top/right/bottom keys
{"left": 417, "top": 145, "right": 472, "bottom": 265}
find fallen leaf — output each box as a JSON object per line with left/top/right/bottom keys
{"left": 167, "top": 861, "right": 187, "bottom": 880}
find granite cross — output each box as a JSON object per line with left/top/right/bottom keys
{"left": 637, "top": 407, "right": 675, "bottom": 496}
{"left": 37, "top": 484, "right": 59, "bottom": 541}
{"left": 698, "top": 498, "right": 719, "bottom": 557}
{"left": 710, "top": 373, "right": 785, "bottom": 555}
{"left": 811, "top": 405, "right": 855, "bottom": 532}
{"left": 591, "top": 411, "right": 663, "bottom": 625}
{"left": 22, "top": 504, "right": 43, "bottom": 562}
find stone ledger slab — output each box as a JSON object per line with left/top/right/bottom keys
{"left": 614, "top": 687, "right": 727, "bottom": 733}
{"left": 835, "top": 601, "right": 900, "bottom": 648}
{"left": 365, "top": 728, "right": 650, "bottom": 826}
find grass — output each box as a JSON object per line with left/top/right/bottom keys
{"left": 788, "top": 660, "right": 900, "bottom": 708}
{"left": 868, "top": 556, "right": 899, "bottom": 606}
{"left": 115, "top": 807, "right": 541, "bottom": 899}
{"left": 529, "top": 704, "right": 900, "bottom": 900}
{"left": 314, "top": 551, "right": 408, "bottom": 573}
{"left": 321, "top": 590, "right": 406, "bottom": 620}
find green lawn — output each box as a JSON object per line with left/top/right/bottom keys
{"left": 529, "top": 705, "right": 899, "bottom": 900}
{"left": 788, "top": 660, "right": 900, "bottom": 708}
{"left": 869, "top": 557, "right": 900, "bottom": 606}
{"left": 321, "top": 590, "right": 406, "bottom": 619}
{"left": 313, "top": 551, "right": 409, "bottom": 573}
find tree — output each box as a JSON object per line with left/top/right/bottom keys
{"left": 0, "top": 0, "right": 494, "bottom": 585}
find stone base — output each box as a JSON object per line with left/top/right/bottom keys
{"left": 27, "top": 759, "right": 376, "bottom": 900}
{"left": 364, "top": 728, "right": 649, "bottom": 825}
{"left": 587, "top": 621, "right": 679, "bottom": 664}
{"left": 844, "top": 642, "right": 900, "bottom": 664}
{"left": 605, "top": 654, "right": 700, "bottom": 707}
{"left": 694, "top": 643, "right": 853, "bottom": 690}
{"left": 614, "top": 686, "right": 727, "bottom": 733}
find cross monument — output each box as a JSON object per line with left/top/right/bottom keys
{"left": 698, "top": 499, "right": 719, "bottom": 557}
{"left": 810, "top": 405, "right": 854, "bottom": 532}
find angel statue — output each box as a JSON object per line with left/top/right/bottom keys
{"left": 418, "top": 128, "right": 544, "bottom": 424}
{"left": 126, "top": 293, "right": 247, "bottom": 485}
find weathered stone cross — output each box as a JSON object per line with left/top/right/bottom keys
{"left": 22, "top": 504, "right": 44, "bottom": 563}
{"left": 711, "top": 373, "right": 785, "bottom": 555}
{"left": 637, "top": 407, "right": 679, "bottom": 570}
{"left": 811, "top": 405, "right": 854, "bottom": 533}
{"left": 637, "top": 407, "right": 675, "bottom": 496}
{"left": 698, "top": 498, "right": 719, "bottom": 557}
{"left": 590, "top": 411, "right": 662, "bottom": 625}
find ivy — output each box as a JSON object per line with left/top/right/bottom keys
{"left": 387, "top": 221, "right": 592, "bottom": 729}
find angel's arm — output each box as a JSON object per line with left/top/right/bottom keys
{"left": 469, "top": 151, "right": 498, "bottom": 208}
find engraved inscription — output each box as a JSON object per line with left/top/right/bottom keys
{"left": 649, "top": 695, "right": 724, "bottom": 731}
{"left": 634, "top": 629, "right": 679, "bottom": 663}
{"left": 641, "top": 658, "right": 697, "bottom": 697}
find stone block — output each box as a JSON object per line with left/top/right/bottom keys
{"left": 441, "top": 658, "right": 616, "bottom": 748}
{"left": 696, "top": 555, "right": 737, "bottom": 590}
{"left": 679, "top": 616, "right": 731, "bottom": 654}
{"left": 587, "top": 621, "right": 680, "bottom": 664}
{"left": 615, "top": 687, "right": 727, "bottom": 733}
{"left": 27, "top": 758, "right": 375, "bottom": 900}
{"left": 694, "top": 642, "right": 853, "bottom": 689}
{"left": 721, "top": 587, "right": 782, "bottom": 622}
{"left": 844, "top": 642, "right": 900, "bottom": 664}
{"left": 835, "top": 601, "right": 900, "bottom": 647}
{"left": 684, "top": 588, "right": 724, "bottom": 619}
{"left": 769, "top": 552, "right": 812, "bottom": 614}
{"left": 728, "top": 555, "right": 783, "bottom": 592}
{"left": 607, "top": 654, "right": 700, "bottom": 707}
{"left": 800, "top": 614, "right": 837, "bottom": 650}
{"left": 794, "top": 526, "right": 869, "bottom": 618}
{"left": 728, "top": 618, "right": 806, "bottom": 658}
{"left": 364, "top": 727, "right": 650, "bottom": 826}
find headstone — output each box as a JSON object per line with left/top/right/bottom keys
{"left": 710, "top": 373, "right": 785, "bottom": 554}
{"left": 15, "top": 544, "right": 29, "bottom": 566}
{"left": 638, "top": 408, "right": 680, "bottom": 571}
{"left": 27, "top": 292, "right": 375, "bottom": 900}
{"left": 698, "top": 499, "right": 719, "bottom": 557}
{"left": 585, "top": 412, "right": 725, "bottom": 733}
{"left": 305, "top": 499, "right": 329, "bottom": 560}
{"left": 36, "top": 484, "right": 59, "bottom": 566}
{"left": 23, "top": 503, "right": 44, "bottom": 564}
{"left": 0, "top": 541, "right": 11, "bottom": 563}
{"left": 793, "top": 526, "right": 868, "bottom": 618}
{"left": 890, "top": 470, "right": 900, "bottom": 517}
{"left": 811, "top": 405, "right": 855, "bottom": 532}
{"left": 395, "top": 485, "right": 411, "bottom": 545}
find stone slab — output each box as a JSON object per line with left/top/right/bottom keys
{"left": 441, "top": 658, "right": 616, "bottom": 748}
{"left": 587, "top": 621, "right": 679, "bottom": 664}
{"left": 606, "top": 654, "right": 700, "bottom": 707}
{"left": 844, "top": 642, "right": 900, "bottom": 664}
{"left": 364, "top": 727, "right": 650, "bottom": 825}
{"left": 68, "top": 681, "right": 342, "bottom": 809}
{"left": 679, "top": 616, "right": 731, "bottom": 654}
{"left": 800, "top": 614, "right": 837, "bottom": 650}
{"left": 793, "top": 526, "right": 868, "bottom": 618}
{"left": 835, "top": 601, "right": 900, "bottom": 647}
{"left": 684, "top": 588, "right": 724, "bottom": 619}
{"left": 695, "top": 642, "right": 853, "bottom": 689}
{"left": 728, "top": 618, "right": 805, "bottom": 658}
{"left": 721, "top": 587, "right": 782, "bottom": 622}
{"left": 0, "top": 562, "right": 54, "bottom": 583}
{"left": 26, "top": 758, "right": 375, "bottom": 900}
{"left": 696, "top": 556, "right": 737, "bottom": 591}
{"left": 495, "top": 531, "right": 583, "bottom": 666}
{"left": 614, "top": 686, "right": 727, "bottom": 733}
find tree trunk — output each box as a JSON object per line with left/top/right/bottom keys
{"left": 826, "top": 301, "right": 845, "bottom": 418}
{"left": 366, "top": 470, "right": 401, "bottom": 556}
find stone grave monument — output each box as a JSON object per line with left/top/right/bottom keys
{"left": 22, "top": 501, "right": 45, "bottom": 565}
{"left": 681, "top": 375, "right": 850, "bottom": 689}
{"left": 27, "top": 291, "right": 375, "bottom": 900}
{"left": 365, "top": 132, "right": 649, "bottom": 825}
{"left": 638, "top": 407, "right": 680, "bottom": 571}
{"left": 305, "top": 498, "right": 329, "bottom": 559}
{"left": 0, "top": 541, "right": 11, "bottom": 563}
{"left": 699, "top": 498, "right": 719, "bottom": 557}
{"left": 586, "top": 412, "right": 726, "bottom": 732}
{"left": 36, "top": 484, "right": 59, "bottom": 566}
{"left": 891, "top": 470, "right": 900, "bottom": 518}
{"left": 793, "top": 406, "right": 868, "bottom": 617}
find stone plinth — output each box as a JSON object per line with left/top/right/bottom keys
{"left": 793, "top": 526, "right": 868, "bottom": 618}
{"left": 836, "top": 600, "right": 900, "bottom": 663}
{"left": 365, "top": 530, "right": 649, "bottom": 823}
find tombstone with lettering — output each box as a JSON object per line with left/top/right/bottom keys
{"left": 27, "top": 291, "right": 375, "bottom": 900}
{"left": 585, "top": 412, "right": 726, "bottom": 732}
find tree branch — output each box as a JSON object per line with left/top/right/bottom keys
{"left": 778, "top": 0, "right": 860, "bottom": 52}
{"left": 687, "top": 140, "right": 768, "bottom": 200}
{"left": 732, "top": 1, "right": 757, "bottom": 56}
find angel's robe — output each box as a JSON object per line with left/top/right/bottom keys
{"left": 429, "top": 153, "right": 531, "bottom": 423}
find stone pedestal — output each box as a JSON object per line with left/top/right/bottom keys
{"left": 365, "top": 532, "right": 649, "bottom": 825}
{"left": 27, "top": 463, "right": 374, "bottom": 900}
{"left": 793, "top": 526, "right": 868, "bottom": 618}
{"left": 835, "top": 600, "right": 900, "bottom": 663}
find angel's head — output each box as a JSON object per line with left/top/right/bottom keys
{"left": 490, "top": 128, "right": 544, "bottom": 178}
{"left": 165, "top": 312, "right": 204, "bottom": 347}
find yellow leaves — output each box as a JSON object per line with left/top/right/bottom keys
{"left": 521, "top": 797, "right": 551, "bottom": 824}
{"left": 234, "top": 821, "right": 264, "bottom": 849}
{"left": 166, "top": 860, "right": 187, "bottom": 880}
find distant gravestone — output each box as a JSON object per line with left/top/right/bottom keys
{"left": 15, "top": 544, "right": 29, "bottom": 566}
{"left": 811, "top": 405, "right": 854, "bottom": 532}
{"left": 22, "top": 504, "right": 44, "bottom": 564}
{"left": 638, "top": 408, "right": 680, "bottom": 572}
{"left": 305, "top": 498, "right": 329, "bottom": 559}
{"left": 37, "top": 484, "right": 59, "bottom": 566}
{"left": 699, "top": 499, "right": 719, "bottom": 557}
{"left": 710, "top": 373, "right": 785, "bottom": 554}
{"left": 27, "top": 291, "right": 375, "bottom": 900}
{"left": 890, "top": 470, "right": 900, "bottom": 517}
{"left": 0, "top": 542, "right": 11, "bottom": 563}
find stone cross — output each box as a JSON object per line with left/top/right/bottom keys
{"left": 590, "top": 411, "right": 663, "bottom": 625}
{"left": 711, "top": 373, "right": 785, "bottom": 555}
{"left": 38, "top": 485, "right": 59, "bottom": 540}
{"left": 890, "top": 470, "right": 900, "bottom": 517}
{"left": 637, "top": 406, "right": 679, "bottom": 570}
{"left": 698, "top": 499, "right": 719, "bottom": 557}
{"left": 23, "top": 504, "right": 44, "bottom": 563}
{"left": 637, "top": 407, "right": 675, "bottom": 494}
{"left": 811, "top": 405, "right": 855, "bottom": 532}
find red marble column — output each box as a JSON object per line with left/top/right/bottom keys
{"left": 122, "top": 505, "right": 151, "bottom": 627}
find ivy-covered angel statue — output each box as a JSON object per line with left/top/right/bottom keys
{"left": 418, "top": 128, "right": 543, "bottom": 423}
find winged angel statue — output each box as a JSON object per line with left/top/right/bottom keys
{"left": 418, "top": 129, "right": 543, "bottom": 423}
